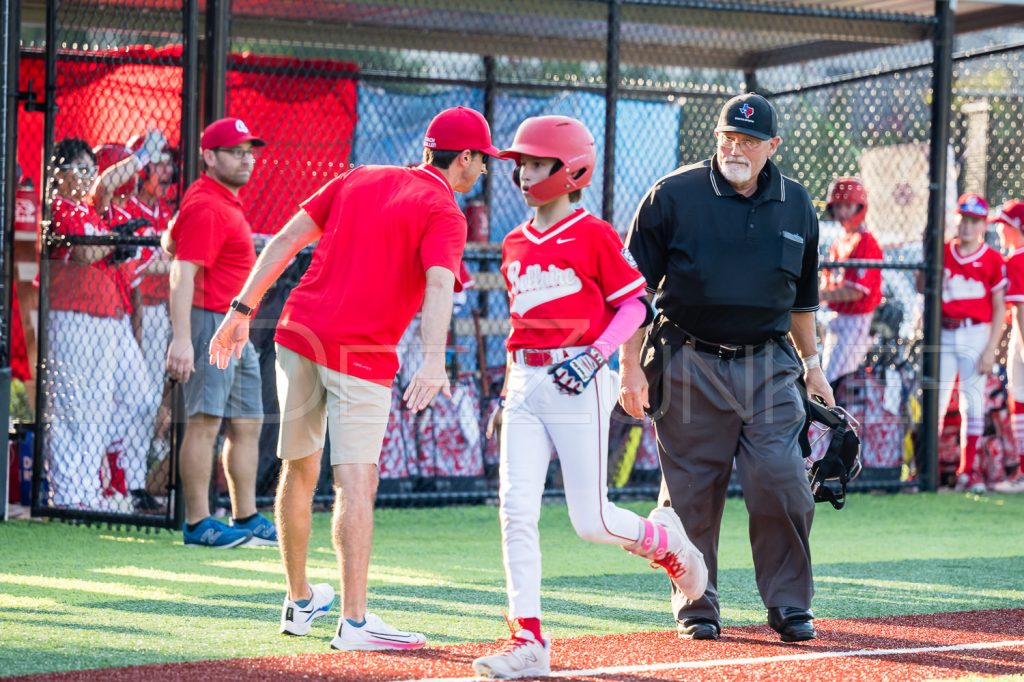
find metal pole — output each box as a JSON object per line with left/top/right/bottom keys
{"left": 482, "top": 55, "right": 496, "bottom": 213}
{"left": 31, "top": 0, "right": 59, "bottom": 514}
{"left": 204, "top": 0, "right": 228, "bottom": 123}
{"left": 921, "top": 0, "right": 955, "bottom": 493}
{"left": 603, "top": 0, "right": 621, "bottom": 223}
{"left": 0, "top": 0, "right": 20, "bottom": 522}
{"left": 181, "top": 0, "right": 199, "bottom": 188}
{"left": 743, "top": 68, "right": 759, "bottom": 94}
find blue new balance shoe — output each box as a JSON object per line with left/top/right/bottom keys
{"left": 183, "top": 517, "right": 252, "bottom": 549}
{"left": 231, "top": 514, "right": 278, "bottom": 547}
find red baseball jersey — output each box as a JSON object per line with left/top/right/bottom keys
{"left": 49, "top": 196, "right": 128, "bottom": 318}
{"left": 501, "top": 208, "right": 646, "bottom": 351}
{"left": 125, "top": 195, "right": 173, "bottom": 305}
{"left": 275, "top": 164, "right": 467, "bottom": 386}
{"left": 823, "top": 227, "right": 883, "bottom": 315}
{"left": 172, "top": 174, "right": 256, "bottom": 313}
{"left": 1005, "top": 248, "right": 1024, "bottom": 304}
{"left": 941, "top": 240, "right": 1006, "bottom": 322}
{"left": 103, "top": 202, "right": 139, "bottom": 313}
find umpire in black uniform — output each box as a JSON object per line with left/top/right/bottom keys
{"left": 619, "top": 93, "right": 835, "bottom": 643}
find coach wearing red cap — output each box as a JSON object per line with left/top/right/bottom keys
{"left": 208, "top": 106, "right": 499, "bottom": 649}
{"left": 164, "top": 117, "right": 278, "bottom": 548}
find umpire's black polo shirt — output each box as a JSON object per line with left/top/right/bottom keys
{"left": 626, "top": 156, "right": 819, "bottom": 345}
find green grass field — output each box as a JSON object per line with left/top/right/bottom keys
{"left": 1, "top": 492, "right": 1023, "bottom": 677}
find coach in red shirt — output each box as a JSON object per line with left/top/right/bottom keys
{"left": 164, "top": 117, "right": 277, "bottom": 548}
{"left": 208, "top": 106, "right": 499, "bottom": 649}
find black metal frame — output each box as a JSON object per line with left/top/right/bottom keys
{"left": 9, "top": 0, "right": 975, "bottom": 524}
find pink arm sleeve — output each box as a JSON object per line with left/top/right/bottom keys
{"left": 592, "top": 296, "right": 646, "bottom": 359}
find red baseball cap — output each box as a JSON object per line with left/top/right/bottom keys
{"left": 423, "top": 107, "right": 500, "bottom": 156}
{"left": 200, "top": 117, "right": 265, "bottom": 150}
{"left": 957, "top": 192, "right": 988, "bottom": 218}
{"left": 989, "top": 199, "right": 1024, "bottom": 231}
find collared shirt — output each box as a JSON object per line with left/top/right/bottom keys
{"left": 172, "top": 174, "right": 256, "bottom": 313}
{"left": 626, "top": 157, "right": 819, "bottom": 345}
{"left": 275, "top": 163, "right": 467, "bottom": 386}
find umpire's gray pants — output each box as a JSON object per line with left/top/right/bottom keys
{"left": 654, "top": 339, "right": 814, "bottom": 623}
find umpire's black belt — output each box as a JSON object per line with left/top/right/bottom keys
{"left": 660, "top": 317, "right": 773, "bottom": 361}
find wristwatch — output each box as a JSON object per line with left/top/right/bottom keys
{"left": 229, "top": 298, "right": 255, "bottom": 317}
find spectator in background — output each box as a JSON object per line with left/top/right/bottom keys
{"left": 164, "top": 117, "right": 276, "bottom": 549}
{"left": 991, "top": 199, "right": 1024, "bottom": 493}
{"left": 818, "top": 177, "right": 883, "bottom": 384}
{"left": 45, "top": 136, "right": 162, "bottom": 512}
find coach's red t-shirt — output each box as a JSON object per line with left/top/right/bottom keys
{"left": 501, "top": 208, "right": 646, "bottom": 351}
{"left": 275, "top": 164, "right": 467, "bottom": 386}
{"left": 49, "top": 196, "right": 129, "bottom": 318}
{"left": 171, "top": 174, "right": 256, "bottom": 313}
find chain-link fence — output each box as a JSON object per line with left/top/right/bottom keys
{"left": 10, "top": 1, "right": 1024, "bottom": 524}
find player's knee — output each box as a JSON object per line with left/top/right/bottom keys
{"left": 568, "top": 515, "right": 614, "bottom": 544}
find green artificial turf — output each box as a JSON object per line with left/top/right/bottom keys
{"left": 1, "top": 492, "right": 1023, "bottom": 676}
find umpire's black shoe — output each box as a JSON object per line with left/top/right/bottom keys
{"left": 677, "top": 618, "right": 721, "bottom": 640}
{"left": 767, "top": 607, "right": 816, "bottom": 642}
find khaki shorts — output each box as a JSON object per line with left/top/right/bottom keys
{"left": 275, "top": 345, "right": 392, "bottom": 466}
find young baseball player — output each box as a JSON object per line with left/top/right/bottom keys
{"left": 819, "top": 177, "right": 883, "bottom": 384}
{"left": 992, "top": 199, "right": 1024, "bottom": 493}
{"left": 472, "top": 116, "right": 707, "bottom": 680}
{"left": 937, "top": 193, "right": 1006, "bottom": 493}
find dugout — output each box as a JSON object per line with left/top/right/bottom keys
{"left": 1, "top": 0, "right": 1023, "bottom": 526}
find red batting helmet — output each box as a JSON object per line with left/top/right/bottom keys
{"left": 826, "top": 176, "right": 867, "bottom": 226}
{"left": 93, "top": 143, "right": 137, "bottom": 198}
{"left": 499, "top": 116, "right": 596, "bottom": 204}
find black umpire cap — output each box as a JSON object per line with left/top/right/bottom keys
{"left": 715, "top": 93, "right": 778, "bottom": 141}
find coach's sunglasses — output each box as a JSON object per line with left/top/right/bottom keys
{"left": 215, "top": 146, "right": 261, "bottom": 160}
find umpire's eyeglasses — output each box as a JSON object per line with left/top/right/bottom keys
{"left": 215, "top": 146, "right": 260, "bottom": 160}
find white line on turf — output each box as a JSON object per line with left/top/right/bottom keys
{"left": 400, "top": 638, "right": 1024, "bottom": 682}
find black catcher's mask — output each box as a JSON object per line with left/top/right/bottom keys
{"left": 799, "top": 384, "right": 862, "bottom": 510}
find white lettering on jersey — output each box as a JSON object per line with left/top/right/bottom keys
{"left": 507, "top": 260, "right": 582, "bottom": 315}
{"left": 942, "top": 268, "right": 987, "bottom": 303}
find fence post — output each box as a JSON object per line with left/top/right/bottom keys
{"left": 603, "top": 0, "right": 620, "bottom": 223}
{"left": 921, "top": 0, "right": 955, "bottom": 493}
{"left": 204, "top": 0, "right": 229, "bottom": 123}
{"left": 182, "top": 0, "right": 200, "bottom": 188}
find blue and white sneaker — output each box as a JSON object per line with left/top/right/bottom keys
{"left": 280, "top": 583, "right": 336, "bottom": 636}
{"left": 231, "top": 514, "right": 278, "bottom": 547}
{"left": 183, "top": 517, "right": 252, "bottom": 549}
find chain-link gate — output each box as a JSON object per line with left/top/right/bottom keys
{"left": 12, "top": 1, "right": 1024, "bottom": 522}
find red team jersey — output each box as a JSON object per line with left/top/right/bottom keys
{"left": 172, "top": 174, "right": 257, "bottom": 313}
{"left": 49, "top": 196, "right": 130, "bottom": 318}
{"left": 275, "top": 164, "right": 467, "bottom": 386}
{"left": 501, "top": 208, "right": 646, "bottom": 351}
{"left": 941, "top": 240, "right": 1006, "bottom": 323}
{"left": 124, "top": 195, "right": 173, "bottom": 305}
{"left": 823, "top": 226, "right": 883, "bottom": 315}
{"left": 1005, "top": 248, "right": 1024, "bottom": 306}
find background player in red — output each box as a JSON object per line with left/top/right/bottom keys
{"left": 818, "top": 177, "right": 883, "bottom": 384}
{"left": 991, "top": 199, "right": 1024, "bottom": 493}
{"left": 934, "top": 193, "right": 1006, "bottom": 493}
{"left": 472, "top": 116, "right": 706, "bottom": 680}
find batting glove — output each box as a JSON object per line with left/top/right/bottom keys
{"left": 133, "top": 128, "right": 168, "bottom": 167}
{"left": 550, "top": 346, "right": 606, "bottom": 396}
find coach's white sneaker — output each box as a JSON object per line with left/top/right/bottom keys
{"left": 330, "top": 612, "right": 426, "bottom": 651}
{"left": 472, "top": 629, "right": 551, "bottom": 679}
{"left": 280, "top": 583, "right": 335, "bottom": 636}
{"left": 648, "top": 506, "right": 708, "bottom": 602}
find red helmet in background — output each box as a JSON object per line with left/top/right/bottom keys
{"left": 499, "top": 115, "right": 596, "bottom": 204}
{"left": 826, "top": 176, "right": 868, "bottom": 227}
{"left": 93, "top": 143, "right": 137, "bottom": 198}
{"left": 990, "top": 199, "right": 1024, "bottom": 232}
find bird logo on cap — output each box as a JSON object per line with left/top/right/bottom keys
{"left": 235, "top": 120, "right": 250, "bottom": 134}
{"left": 738, "top": 103, "right": 754, "bottom": 121}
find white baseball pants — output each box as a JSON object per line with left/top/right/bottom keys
{"left": 822, "top": 312, "right": 873, "bottom": 384}
{"left": 937, "top": 323, "right": 990, "bottom": 439}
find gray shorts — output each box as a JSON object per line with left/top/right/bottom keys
{"left": 182, "top": 307, "right": 263, "bottom": 419}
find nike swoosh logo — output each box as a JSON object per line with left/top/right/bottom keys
{"left": 366, "top": 630, "right": 419, "bottom": 642}
{"left": 556, "top": 238, "right": 575, "bottom": 244}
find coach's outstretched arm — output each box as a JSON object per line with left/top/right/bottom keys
{"left": 209, "top": 211, "right": 323, "bottom": 368}
{"left": 404, "top": 266, "right": 456, "bottom": 413}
